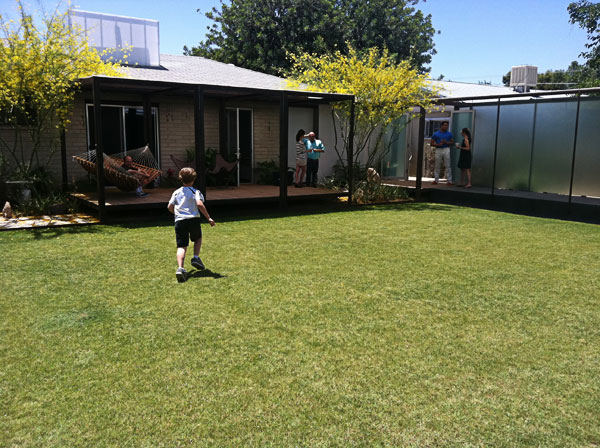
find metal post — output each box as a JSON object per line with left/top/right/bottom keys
{"left": 279, "top": 93, "right": 289, "bottom": 208}
{"left": 490, "top": 98, "right": 501, "bottom": 196}
{"left": 347, "top": 100, "right": 355, "bottom": 204}
{"left": 194, "top": 86, "right": 206, "bottom": 197}
{"left": 568, "top": 91, "right": 582, "bottom": 205}
{"left": 92, "top": 77, "right": 106, "bottom": 222}
{"left": 527, "top": 102, "right": 538, "bottom": 192}
{"left": 415, "top": 107, "right": 426, "bottom": 201}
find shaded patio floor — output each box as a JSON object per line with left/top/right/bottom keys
{"left": 70, "top": 184, "right": 348, "bottom": 211}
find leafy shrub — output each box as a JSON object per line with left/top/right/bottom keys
{"left": 352, "top": 180, "right": 409, "bottom": 204}
{"left": 15, "top": 190, "right": 79, "bottom": 216}
{"left": 256, "top": 160, "right": 279, "bottom": 185}
{"left": 322, "top": 162, "right": 368, "bottom": 189}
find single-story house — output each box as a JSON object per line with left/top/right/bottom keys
{"left": 4, "top": 10, "right": 356, "bottom": 220}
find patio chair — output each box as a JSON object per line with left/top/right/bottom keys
{"left": 170, "top": 153, "right": 238, "bottom": 186}
{"left": 209, "top": 154, "right": 238, "bottom": 186}
{"left": 169, "top": 154, "right": 194, "bottom": 171}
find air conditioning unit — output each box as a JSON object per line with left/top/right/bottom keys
{"left": 509, "top": 65, "right": 537, "bottom": 92}
{"left": 68, "top": 10, "right": 160, "bottom": 68}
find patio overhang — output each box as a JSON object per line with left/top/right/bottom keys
{"left": 78, "top": 75, "right": 355, "bottom": 222}
{"left": 432, "top": 85, "right": 600, "bottom": 107}
{"left": 78, "top": 76, "right": 354, "bottom": 104}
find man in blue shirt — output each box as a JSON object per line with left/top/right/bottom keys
{"left": 430, "top": 120, "right": 454, "bottom": 185}
{"left": 305, "top": 131, "right": 325, "bottom": 187}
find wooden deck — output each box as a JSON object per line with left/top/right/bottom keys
{"left": 70, "top": 184, "right": 348, "bottom": 210}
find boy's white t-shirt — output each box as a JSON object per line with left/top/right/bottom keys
{"left": 168, "top": 186, "right": 205, "bottom": 222}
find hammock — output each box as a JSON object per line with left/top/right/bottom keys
{"left": 73, "top": 146, "right": 162, "bottom": 192}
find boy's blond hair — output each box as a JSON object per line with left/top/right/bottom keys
{"left": 179, "top": 167, "right": 197, "bottom": 185}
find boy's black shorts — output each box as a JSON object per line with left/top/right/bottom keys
{"left": 174, "top": 217, "right": 202, "bottom": 248}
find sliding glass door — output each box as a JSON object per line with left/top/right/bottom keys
{"left": 226, "top": 108, "right": 253, "bottom": 184}
{"left": 86, "top": 104, "right": 159, "bottom": 163}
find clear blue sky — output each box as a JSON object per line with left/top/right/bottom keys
{"left": 1, "top": 0, "right": 590, "bottom": 85}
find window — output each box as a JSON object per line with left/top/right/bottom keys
{"left": 425, "top": 118, "right": 450, "bottom": 139}
{"left": 0, "top": 104, "right": 36, "bottom": 126}
{"left": 85, "top": 103, "right": 160, "bottom": 163}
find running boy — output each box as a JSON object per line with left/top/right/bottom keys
{"left": 168, "top": 167, "right": 215, "bottom": 282}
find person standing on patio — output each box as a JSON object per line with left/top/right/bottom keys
{"left": 305, "top": 131, "right": 325, "bottom": 187}
{"left": 294, "top": 129, "right": 308, "bottom": 187}
{"left": 457, "top": 128, "right": 472, "bottom": 188}
{"left": 430, "top": 120, "right": 454, "bottom": 185}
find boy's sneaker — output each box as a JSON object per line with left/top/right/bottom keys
{"left": 136, "top": 191, "right": 148, "bottom": 197}
{"left": 191, "top": 256, "right": 205, "bottom": 270}
{"left": 176, "top": 267, "right": 187, "bottom": 283}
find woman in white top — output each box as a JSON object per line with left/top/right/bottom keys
{"left": 294, "top": 128, "right": 307, "bottom": 187}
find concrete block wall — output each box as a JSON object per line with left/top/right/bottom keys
{"left": 3, "top": 92, "right": 284, "bottom": 184}
{"left": 157, "top": 96, "right": 219, "bottom": 174}
{"left": 0, "top": 119, "right": 63, "bottom": 181}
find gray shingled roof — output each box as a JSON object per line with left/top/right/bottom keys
{"left": 429, "top": 80, "right": 518, "bottom": 98}
{"left": 120, "top": 54, "right": 287, "bottom": 91}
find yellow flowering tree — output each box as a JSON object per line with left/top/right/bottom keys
{"left": 288, "top": 45, "right": 437, "bottom": 180}
{"left": 0, "top": 1, "right": 124, "bottom": 179}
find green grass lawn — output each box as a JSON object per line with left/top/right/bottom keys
{"left": 1, "top": 203, "right": 599, "bottom": 447}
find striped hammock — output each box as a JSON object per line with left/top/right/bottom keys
{"left": 73, "top": 146, "right": 162, "bottom": 192}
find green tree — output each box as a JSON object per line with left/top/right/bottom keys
{"left": 0, "top": 1, "right": 124, "bottom": 178}
{"left": 569, "top": 1, "right": 600, "bottom": 67}
{"left": 287, "top": 45, "right": 437, "bottom": 177}
{"left": 568, "top": 1, "right": 600, "bottom": 86}
{"left": 184, "top": 0, "right": 435, "bottom": 75}
{"left": 537, "top": 61, "right": 584, "bottom": 89}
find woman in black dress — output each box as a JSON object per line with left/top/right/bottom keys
{"left": 457, "top": 128, "right": 472, "bottom": 188}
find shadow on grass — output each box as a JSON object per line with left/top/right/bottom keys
{"left": 105, "top": 199, "right": 456, "bottom": 229}
{"left": 28, "top": 223, "right": 102, "bottom": 240}
{"left": 188, "top": 269, "right": 226, "bottom": 280}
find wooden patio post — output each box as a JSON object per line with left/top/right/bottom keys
{"left": 415, "top": 106, "right": 426, "bottom": 201}
{"left": 92, "top": 77, "right": 106, "bottom": 222}
{"left": 347, "top": 99, "right": 355, "bottom": 204}
{"left": 194, "top": 86, "right": 207, "bottom": 197}
{"left": 279, "top": 93, "right": 289, "bottom": 208}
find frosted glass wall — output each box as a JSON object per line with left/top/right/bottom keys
{"left": 450, "top": 111, "right": 473, "bottom": 183}
{"left": 494, "top": 103, "right": 535, "bottom": 191}
{"left": 382, "top": 116, "right": 408, "bottom": 178}
{"left": 69, "top": 10, "right": 160, "bottom": 67}
{"left": 464, "top": 97, "right": 599, "bottom": 197}
{"left": 530, "top": 101, "right": 577, "bottom": 194}
{"left": 471, "top": 105, "right": 498, "bottom": 188}
{"left": 572, "top": 98, "right": 600, "bottom": 198}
